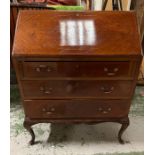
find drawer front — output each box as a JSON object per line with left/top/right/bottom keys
{"left": 22, "top": 61, "right": 133, "bottom": 78}
{"left": 24, "top": 100, "right": 130, "bottom": 119}
{"left": 22, "top": 80, "right": 133, "bottom": 99}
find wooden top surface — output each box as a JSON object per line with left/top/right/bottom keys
{"left": 13, "top": 10, "right": 141, "bottom": 57}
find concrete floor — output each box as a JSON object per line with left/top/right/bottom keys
{"left": 10, "top": 86, "right": 144, "bottom": 155}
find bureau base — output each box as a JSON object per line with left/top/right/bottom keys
{"left": 23, "top": 116, "right": 129, "bottom": 145}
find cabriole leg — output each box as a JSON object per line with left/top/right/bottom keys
{"left": 23, "top": 120, "right": 35, "bottom": 145}
{"left": 118, "top": 117, "right": 130, "bottom": 144}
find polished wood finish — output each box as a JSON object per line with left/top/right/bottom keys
{"left": 22, "top": 61, "right": 134, "bottom": 79}
{"left": 12, "top": 11, "right": 141, "bottom": 57}
{"left": 22, "top": 80, "right": 133, "bottom": 99}
{"left": 10, "top": 5, "right": 49, "bottom": 56}
{"left": 24, "top": 99, "right": 130, "bottom": 119}
{"left": 13, "top": 11, "right": 142, "bottom": 145}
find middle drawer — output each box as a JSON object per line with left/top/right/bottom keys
{"left": 21, "top": 80, "right": 133, "bottom": 99}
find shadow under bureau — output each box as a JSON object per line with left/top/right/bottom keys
{"left": 12, "top": 10, "right": 142, "bottom": 145}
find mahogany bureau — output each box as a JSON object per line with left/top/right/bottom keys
{"left": 12, "top": 10, "right": 142, "bottom": 145}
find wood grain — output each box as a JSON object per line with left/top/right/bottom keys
{"left": 12, "top": 11, "right": 141, "bottom": 57}
{"left": 12, "top": 11, "right": 142, "bottom": 144}
{"left": 24, "top": 99, "right": 131, "bottom": 119}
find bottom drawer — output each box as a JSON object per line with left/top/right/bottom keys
{"left": 24, "top": 100, "right": 131, "bottom": 119}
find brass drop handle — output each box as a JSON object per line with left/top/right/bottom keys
{"left": 98, "top": 107, "right": 104, "bottom": 112}
{"left": 50, "top": 107, "right": 55, "bottom": 112}
{"left": 42, "top": 107, "right": 55, "bottom": 115}
{"left": 98, "top": 107, "right": 112, "bottom": 114}
{"left": 46, "top": 111, "right": 52, "bottom": 115}
{"left": 104, "top": 67, "right": 119, "bottom": 76}
{"left": 100, "top": 86, "right": 114, "bottom": 94}
{"left": 42, "top": 108, "right": 46, "bottom": 112}
{"left": 35, "top": 65, "right": 54, "bottom": 72}
{"left": 36, "top": 67, "right": 41, "bottom": 72}
{"left": 47, "top": 67, "right": 52, "bottom": 72}
{"left": 40, "top": 86, "right": 53, "bottom": 94}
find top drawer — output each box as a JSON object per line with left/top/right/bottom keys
{"left": 21, "top": 61, "right": 135, "bottom": 79}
